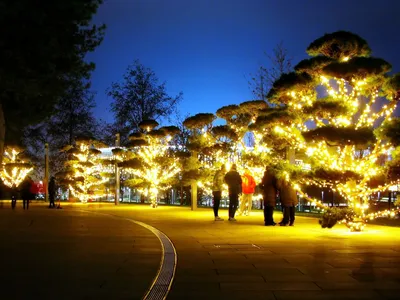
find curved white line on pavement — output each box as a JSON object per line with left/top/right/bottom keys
{"left": 79, "top": 210, "right": 177, "bottom": 300}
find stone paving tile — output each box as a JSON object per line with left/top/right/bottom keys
{"left": 375, "top": 289, "right": 400, "bottom": 300}
{"left": 315, "top": 280, "right": 400, "bottom": 290}
{"left": 274, "top": 290, "right": 383, "bottom": 300}
{"left": 169, "top": 290, "right": 277, "bottom": 300}
{"left": 0, "top": 207, "right": 161, "bottom": 299}
{"left": 220, "top": 281, "right": 321, "bottom": 291}
{"left": 64, "top": 205, "right": 400, "bottom": 299}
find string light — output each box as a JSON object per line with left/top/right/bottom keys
{"left": 63, "top": 141, "right": 109, "bottom": 203}
{"left": 0, "top": 147, "right": 33, "bottom": 188}
{"left": 124, "top": 134, "right": 180, "bottom": 208}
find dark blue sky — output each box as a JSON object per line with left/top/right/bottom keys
{"left": 87, "top": 0, "right": 400, "bottom": 124}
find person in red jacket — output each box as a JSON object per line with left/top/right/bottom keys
{"left": 238, "top": 169, "right": 256, "bottom": 216}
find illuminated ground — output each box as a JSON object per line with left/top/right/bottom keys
{"left": 1, "top": 202, "right": 400, "bottom": 299}
{"left": 0, "top": 203, "right": 161, "bottom": 299}
{"left": 94, "top": 204, "right": 400, "bottom": 300}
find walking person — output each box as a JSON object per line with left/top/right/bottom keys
{"left": 212, "top": 165, "right": 226, "bottom": 221}
{"left": 11, "top": 184, "right": 18, "bottom": 209}
{"left": 238, "top": 169, "right": 256, "bottom": 216}
{"left": 224, "top": 164, "right": 242, "bottom": 221}
{"left": 260, "top": 167, "right": 278, "bottom": 226}
{"left": 278, "top": 178, "right": 298, "bottom": 226}
{"left": 21, "top": 176, "right": 33, "bottom": 210}
{"left": 48, "top": 176, "right": 56, "bottom": 208}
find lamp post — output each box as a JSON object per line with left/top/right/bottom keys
{"left": 191, "top": 150, "right": 198, "bottom": 210}
{"left": 115, "top": 133, "right": 120, "bottom": 205}
{"left": 44, "top": 143, "right": 49, "bottom": 202}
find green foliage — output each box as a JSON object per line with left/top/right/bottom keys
{"left": 1, "top": 0, "right": 105, "bottom": 144}
{"left": 202, "top": 143, "right": 231, "bottom": 156}
{"left": 183, "top": 113, "right": 216, "bottom": 130}
{"left": 148, "top": 129, "right": 166, "bottom": 139}
{"left": 306, "top": 31, "right": 371, "bottom": 59}
{"left": 269, "top": 160, "right": 305, "bottom": 180}
{"left": 310, "top": 168, "right": 362, "bottom": 183}
{"left": 129, "top": 132, "right": 144, "bottom": 140}
{"left": 253, "top": 108, "right": 293, "bottom": 130}
{"left": 319, "top": 207, "right": 355, "bottom": 229}
{"left": 160, "top": 126, "right": 180, "bottom": 136}
{"left": 303, "top": 98, "right": 349, "bottom": 118}
{"left": 239, "top": 100, "right": 268, "bottom": 113}
{"left": 382, "top": 73, "right": 400, "bottom": 100}
{"left": 89, "top": 148, "right": 101, "bottom": 155}
{"left": 216, "top": 105, "right": 241, "bottom": 120}
{"left": 211, "top": 125, "right": 238, "bottom": 141}
{"left": 128, "top": 139, "right": 148, "bottom": 147}
{"left": 322, "top": 57, "right": 391, "bottom": 81}
{"left": 111, "top": 148, "right": 125, "bottom": 156}
{"left": 119, "top": 158, "right": 142, "bottom": 169}
{"left": 294, "top": 56, "right": 335, "bottom": 74}
{"left": 175, "top": 150, "right": 191, "bottom": 159}
{"left": 267, "top": 72, "right": 314, "bottom": 102}
{"left": 376, "top": 119, "right": 400, "bottom": 147}
{"left": 302, "top": 126, "right": 376, "bottom": 146}
{"left": 139, "top": 120, "right": 159, "bottom": 131}
{"left": 124, "top": 178, "right": 147, "bottom": 189}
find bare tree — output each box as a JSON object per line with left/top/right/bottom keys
{"left": 107, "top": 60, "right": 183, "bottom": 145}
{"left": 249, "top": 41, "right": 293, "bottom": 100}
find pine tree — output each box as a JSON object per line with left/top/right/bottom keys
{"left": 255, "top": 31, "right": 400, "bottom": 230}
{"left": 0, "top": 146, "right": 33, "bottom": 188}
{"left": 58, "top": 137, "right": 108, "bottom": 203}
{"left": 120, "top": 120, "right": 181, "bottom": 208}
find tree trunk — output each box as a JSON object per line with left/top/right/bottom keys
{"left": 0, "top": 103, "right": 5, "bottom": 165}
{"left": 191, "top": 180, "right": 197, "bottom": 210}
{"left": 180, "top": 184, "right": 184, "bottom": 205}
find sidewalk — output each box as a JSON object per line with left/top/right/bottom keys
{"left": 0, "top": 205, "right": 161, "bottom": 299}
{"left": 92, "top": 204, "right": 400, "bottom": 300}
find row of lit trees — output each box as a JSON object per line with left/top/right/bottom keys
{"left": 40, "top": 31, "right": 400, "bottom": 231}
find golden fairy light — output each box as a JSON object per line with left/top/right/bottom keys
{"left": 125, "top": 133, "right": 180, "bottom": 208}
{"left": 273, "top": 73, "right": 400, "bottom": 230}
{"left": 62, "top": 141, "right": 109, "bottom": 203}
{"left": 0, "top": 146, "right": 33, "bottom": 188}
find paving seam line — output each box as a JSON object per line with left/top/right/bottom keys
{"left": 78, "top": 210, "right": 177, "bottom": 300}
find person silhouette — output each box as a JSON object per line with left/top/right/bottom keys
{"left": 48, "top": 177, "right": 56, "bottom": 208}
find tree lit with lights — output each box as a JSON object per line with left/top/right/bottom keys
{"left": 59, "top": 137, "right": 108, "bottom": 203}
{"left": 121, "top": 120, "right": 181, "bottom": 208}
{"left": 0, "top": 146, "right": 33, "bottom": 188}
{"left": 254, "top": 31, "right": 400, "bottom": 230}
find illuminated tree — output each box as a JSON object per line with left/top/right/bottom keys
{"left": 216, "top": 101, "right": 273, "bottom": 181}
{"left": 58, "top": 137, "right": 108, "bottom": 203}
{"left": 181, "top": 104, "right": 272, "bottom": 204}
{"left": 120, "top": 120, "right": 180, "bottom": 208}
{"left": 255, "top": 31, "right": 400, "bottom": 230}
{"left": 0, "top": 146, "right": 33, "bottom": 188}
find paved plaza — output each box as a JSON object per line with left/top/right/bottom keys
{"left": 1, "top": 202, "right": 400, "bottom": 299}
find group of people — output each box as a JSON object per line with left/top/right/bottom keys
{"left": 9, "top": 176, "right": 57, "bottom": 209}
{"left": 212, "top": 164, "right": 298, "bottom": 226}
{"left": 11, "top": 176, "right": 36, "bottom": 210}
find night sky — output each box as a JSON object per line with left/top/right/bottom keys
{"left": 87, "top": 0, "right": 400, "bottom": 124}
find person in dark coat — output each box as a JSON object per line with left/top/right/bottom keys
{"left": 212, "top": 164, "right": 226, "bottom": 221}
{"left": 224, "top": 164, "right": 242, "bottom": 221}
{"left": 48, "top": 177, "right": 56, "bottom": 208}
{"left": 11, "top": 184, "right": 18, "bottom": 209}
{"left": 277, "top": 178, "right": 298, "bottom": 226}
{"left": 260, "top": 167, "right": 278, "bottom": 226}
{"left": 21, "top": 176, "right": 33, "bottom": 210}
